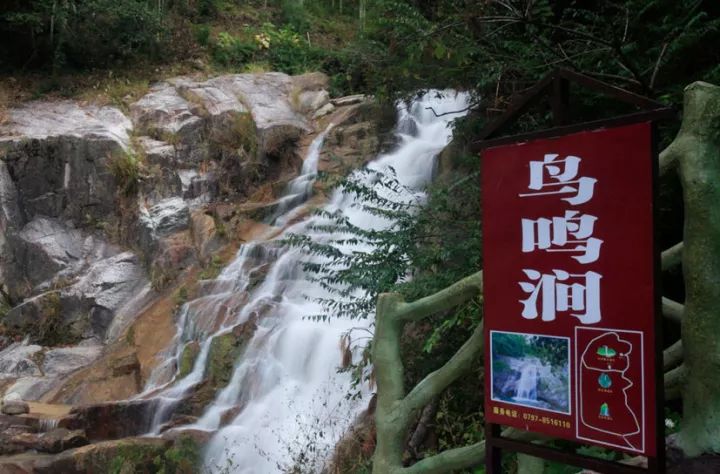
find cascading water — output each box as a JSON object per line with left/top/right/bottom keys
{"left": 514, "top": 363, "right": 539, "bottom": 402}
{"left": 141, "top": 90, "right": 470, "bottom": 473}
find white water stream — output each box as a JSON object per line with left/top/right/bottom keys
{"left": 140, "top": 90, "right": 470, "bottom": 473}
{"left": 513, "top": 363, "right": 539, "bottom": 402}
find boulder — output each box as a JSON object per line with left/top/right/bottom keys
{"left": 2, "top": 399, "right": 30, "bottom": 415}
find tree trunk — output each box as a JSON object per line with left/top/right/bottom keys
{"left": 673, "top": 81, "right": 720, "bottom": 456}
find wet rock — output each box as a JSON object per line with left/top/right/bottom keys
{"left": 157, "top": 414, "right": 199, "bottom": 434}
{"left": 204, "top": 318, "right": 257, "bottom": 389}
{"left": 2, "top": 399, "right": 29, "bottom": 415}
{"left": 68, "top": 399, "right": 160, "bottom": 441}
{"left": 397, "top": 115, "right": 419, "bottom": 136}
{"left": 160, "top": 427, "right": 213, "bottom": 446}
{"left": 174, "top": 380, "right": 215, "bottom": 417}
{"left": 109, "top": 352, "right": 141, "bottom": 378}
{"left": 0, "top": 437, "right": 172, "bottom": 474}
{"left": 219, "top": 405, "right": 243, "bottom": 427}
{"left": 3, "top": 292, "right": 67, "bottom": 345}
{"left": 10, "top": 428, "right": 88, "bottom": 454}
{"left": 150, "top": 231, "right": 197, "bottom": 289}
{"left": 5, "top": 252, "right": 145, "bottom": 343}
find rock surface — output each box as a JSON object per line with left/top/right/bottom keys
{"left": 0, "top": 71, "right": 384, "bottom": 462}
{"left": 2, "top": 399, "right": 30, "bottom": 415}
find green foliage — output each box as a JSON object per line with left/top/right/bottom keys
{"left": 492, "top": 332, "right": 530, "bottom": 359}
{"left": 35, "top": 291, "right": 80, "bottom": 346}
{"left": 194, "top": 24, "right": 212, "bottom": 47}
{"left": 200, "top": 255, "right": 226, "bottom": 280}
{"left": 1, "top": 0, "right": 165, "bottom": 70}
{"left": 353, "top": 0, "right": 720, "bottom": 110}
{"left": 154, "top": 435, "right": 202, "bottom": 474}
{"left": 212, "top": 32, "right": 256, "bottom": 66}
{"left": 105, "top": 437, "right": 201, "bottom": 474}
{"left": 108, "top": 149, "right": 141, "bottom": 197}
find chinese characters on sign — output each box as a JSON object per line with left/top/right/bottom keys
{"left": 519, "top": 154, "right": 603, "bottom": 324}
{"left": 482, "top": 122, "right": 658, "bottom": 456}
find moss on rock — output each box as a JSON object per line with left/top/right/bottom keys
{"left": 178, "top": 341, "right": 200, "bottom": 379}
{"left": 204, "top": 318, "right": 257, "bottom": 389}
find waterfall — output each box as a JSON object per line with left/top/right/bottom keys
{"left": 141, "top": 90, "right": 470, "bottom": 473}
{"left": 514, "top": 363, "right": 539, "bottom": 402}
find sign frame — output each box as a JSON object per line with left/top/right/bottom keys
{"left": 475, "top": 69, "right": 675, "bottom": 474}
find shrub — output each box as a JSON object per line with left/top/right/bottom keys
{"left": 212, "top": 32, "right": 256, "bottom": 66}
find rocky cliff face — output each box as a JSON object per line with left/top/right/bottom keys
{"left": 0, "top": 71, "right": 384, "bottom": 469}
{"left": 0, "top": 71, "right": 363, "bottom": 399}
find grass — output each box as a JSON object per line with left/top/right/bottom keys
{"left": 107, "top": 149, "right": 142, "bottom": 197}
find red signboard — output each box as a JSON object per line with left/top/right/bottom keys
{"left": 482, "top": 122, "right": 658, "bottom": 456}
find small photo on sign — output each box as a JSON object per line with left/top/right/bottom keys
{"left": 490, "top": 331, "right": 571, "bottom": 414}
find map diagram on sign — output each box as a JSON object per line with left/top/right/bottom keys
{"left": 576, "top": 328, "right": 644, "bottom": 452}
